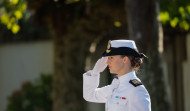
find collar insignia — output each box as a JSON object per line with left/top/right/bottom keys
{"left": 129, "top": 79, "right": 142, "bottom": 87}
{"left": 106, "top": 40, "right": 111, "bottom": 53}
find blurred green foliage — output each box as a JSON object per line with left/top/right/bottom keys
{"left": 0, "top": 0, "right": 125, "bottom": 35}
{"left": 0, "top": 0, "right": 27, "bottom": 34}
{"left": 159, "top": 0, "right": 190, "bottom": 31}
{"left": 0, "top": 0, "right": 81, "bottom": 34}
{"left": 1, "top": 0, "right": 189, "bottom": 34}
{"left": 6, "top": 74, "right": 52, "bottom": 111}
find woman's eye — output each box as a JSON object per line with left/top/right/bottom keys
{"left": 108, "top": 57, "right": 113, "bottom": 60}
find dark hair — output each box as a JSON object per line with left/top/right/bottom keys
{"left": 120, "top": 55, "right": 143, "bottom": 71}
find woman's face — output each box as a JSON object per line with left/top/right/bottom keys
{"left": 107, "top": 55, "right": 129, "bottom": 74}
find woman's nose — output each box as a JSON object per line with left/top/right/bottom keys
{"left": 106, "top": 59, "right": 110, "bottom": 64}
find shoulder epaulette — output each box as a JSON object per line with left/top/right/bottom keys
{"left": 129, "top": 79, "right": 142, "bottom": 87}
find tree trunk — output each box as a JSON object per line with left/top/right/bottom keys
{"left": 52, "top": 32, "right": 89, "bottom": 111}
{"left": 26, "top": 1, "right": 128, "bottom": 111}
{"left": 125, "top": 0, "right": 169, "bottom": 111}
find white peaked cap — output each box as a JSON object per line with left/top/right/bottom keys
{"left": 102, "top": 39, "right": 147, "bottom": 58}
{"left": 111, "top": 40, "right": 137, "bottom": 50}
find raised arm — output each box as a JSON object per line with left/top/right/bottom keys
{"left": 83, "top": 57, "right": 109, "bottom": 103}
{"left": 83, "top": 71, "right": 111, "bottom": 103}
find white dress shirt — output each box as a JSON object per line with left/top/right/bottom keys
{"left": 83, "top": 70, "right": 151, "bottom": 111}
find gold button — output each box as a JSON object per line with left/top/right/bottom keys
{"left": 117, "top": 102, "right": 119, "bottom": 104}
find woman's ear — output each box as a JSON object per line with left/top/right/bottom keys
{"left": 123, "top": 56, "right": 129, "bottom": 63}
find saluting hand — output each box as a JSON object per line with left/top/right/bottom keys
{"left": 91, "top": 57, "right": 108, "bottom": 76}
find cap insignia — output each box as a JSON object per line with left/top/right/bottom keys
{"left": 106, "top": 40, "right": 111, "bottom": 53}
{"left": 129, "top": 79, "right": 142, "bottom": 87}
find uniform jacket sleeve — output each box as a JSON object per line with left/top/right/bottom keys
{"left": 83, "top": 71, "right": 111, "bottom": 103}
{"left": 128, "top": 86, "right": 151, "bottom": 111}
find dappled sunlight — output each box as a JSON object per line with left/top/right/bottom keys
{"left": 114, "top": 21, "right": 122, "bottom": 27}
{"left": 158, "top": 23, "right": 164, "bottom": 54}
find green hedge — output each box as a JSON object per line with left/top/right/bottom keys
{"left": 6, "top": 74, "right": 52, "bottom": 111}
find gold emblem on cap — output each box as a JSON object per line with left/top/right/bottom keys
{"left": 106, "top": 40, "right": 111, "bottom": 53}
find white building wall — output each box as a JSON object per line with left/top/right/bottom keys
{"left": 183, "top": 34, "right": 190, "bottom": 111}
{"left": 0, "top": 41, "right": 54, "bottom": 111}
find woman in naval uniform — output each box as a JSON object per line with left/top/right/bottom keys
{"left": 83, "top": 40, "right": 151, "bottom": 111}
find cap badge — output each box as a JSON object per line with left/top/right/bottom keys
{"left": 106, "top": 40, "right": 111, "bottom": 53}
